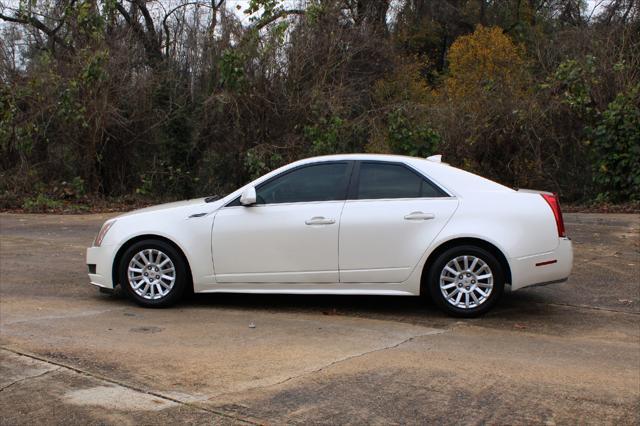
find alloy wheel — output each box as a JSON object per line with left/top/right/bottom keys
{"left": 439, "top": 255, "right": 494, "bottom": 309}
{"left": 127, "top": 249, "right": 176, "bottom": 300}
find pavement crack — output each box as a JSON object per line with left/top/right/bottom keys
{"left": 2, "top": 307, "right": 127, "bottom": 326}
{"left": 208, "top": 328, "right": 447, "bottom": 401}
{"left": 540, "top": 302, "right": 639, "bottom": 315}
{"left": 0, "top": 347, "right": 262, "bottom": 425}
{"left": 574, "top": 252, "right": 623, "bottom": 266}
{"left": 0, "top": 367, "right": 60, "bottom": 393}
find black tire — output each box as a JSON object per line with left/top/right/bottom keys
{"left": 118, "top": 239, "right": 187, "bottom": 308}
{"left": 428, "top": 245, "right": 504, "bottom": 318}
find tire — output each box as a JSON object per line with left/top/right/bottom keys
{"left": 118, "top": 239, "right": 187, "bottom": 308}
{"left": 428, "top": 245, "right": 504, "bottom": 317}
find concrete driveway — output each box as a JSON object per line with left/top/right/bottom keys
{"left": 0, "top": 212, "right": 638, "bottom": 425}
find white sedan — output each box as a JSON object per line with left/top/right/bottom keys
{"left": 86, "top": 154, "right": 572, "bottom": 317}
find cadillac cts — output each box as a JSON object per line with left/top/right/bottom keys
{"left": 86, "top": 154, "right": 573, "bottom": 317}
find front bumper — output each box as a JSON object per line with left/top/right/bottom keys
{"left": 510, "top": 237, "right": 573, "bottom": 291}
{"left": 86, "top": 245, "right": 116, "bottom": 289}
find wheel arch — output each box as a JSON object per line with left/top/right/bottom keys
{"left": 112, "top": 234, "right": 194, "bottom": 292}
{"left": 420, "top": 237, "right": 512, "bottom": 295}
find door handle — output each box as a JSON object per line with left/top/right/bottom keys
{"left": 305, "top": 216, "right": 336, "bottom": 225}
{"left": 404, "top": 211, "right": 435, "bottom": 221}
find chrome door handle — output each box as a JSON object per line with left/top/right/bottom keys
{"left": 305, "top": 216, "right": 336, "bottom": 225}
{"left": 404, "top": 211, "right": 435, "bottom": 221}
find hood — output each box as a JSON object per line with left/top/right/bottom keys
{"left": 116, "top": 197, "right": 226, "bottom": 219}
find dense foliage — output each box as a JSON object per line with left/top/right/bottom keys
{"left": 0, "top": 0, "right": 638, "bottom": 209}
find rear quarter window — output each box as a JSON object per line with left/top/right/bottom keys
{"left": 356, "top": 162, "right": 447, "bottom": 199}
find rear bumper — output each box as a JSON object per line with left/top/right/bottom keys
{"left": 86, "top": 245, "right": 116, "bottom": 289}
{"left": 510, "top": 238, "right": 573, "bottom": 291}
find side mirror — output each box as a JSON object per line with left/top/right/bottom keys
{"left": 240, "top": 187, "right": 257, "bottom": 206}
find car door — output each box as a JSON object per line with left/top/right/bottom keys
{"left": 212, "top": 161, "right": 353, "bottom": 283}
{"left": 339, "top": 161, "right": 459, "bottom": 283}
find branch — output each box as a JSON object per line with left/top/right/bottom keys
{"left": 115, "top": 2, "right": 162, "bottom": 63}
{"left": 620, "top": 0, "right": 635, "bottom": 23}
{"left": 130, "top": 0, "right": 157, "bottom": 39}
{"left": 51, "top": 0, "right": 78, "bottom": 35}
{"left": 162, "top": 1, "right": 213, "bottom": 55}
{"left": 0, "top": 12, "right": 71, "bottom": 50}
{"left": 115, "top": 3, "right": 143, "bottom": 37}
{"left": 252, "top": 9, "right": 305, "bottom": 31}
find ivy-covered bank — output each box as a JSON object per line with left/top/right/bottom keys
{"left": 1, "top": 1, "right": 638, "bottom": 211}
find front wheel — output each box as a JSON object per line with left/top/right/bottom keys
{"left": 428, "top": 245, "right": 504, "bottom": 317}
{"left": 118, "top": 239, "right": 187, "bottom": 308}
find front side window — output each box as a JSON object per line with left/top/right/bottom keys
{"left": 356, "top": 162, "right": 446, "bottom": 199}
{"left": 255, "top": 162, "right": 351, "bottom": 204}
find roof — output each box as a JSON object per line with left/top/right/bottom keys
{"left": 291, "top": 154, "right": 513, "bottom": 196}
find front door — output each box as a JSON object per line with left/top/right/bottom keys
{"left": 212, "top": 161, "right": 353, "bottom": 283}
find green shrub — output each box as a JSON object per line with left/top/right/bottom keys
{"left": 387, "top": 109, "right": 440, "bottom": 158}
{"left": 244, "top": 146, "right": 284, "bottom": 180}
{"left": 589, "top": 85, "right": 640, "bottom": 202}
{"left": 304, "top": 115, "right": 352, "bottom": 155}
{"left": 22, "top": 194, "right": 63, "bottom": 212}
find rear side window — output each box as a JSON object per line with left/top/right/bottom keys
{"left": 356, "top": 162, "right": 446, "bottom": 199}
{"left": 256, "top": 162, "right": 351, "bottom": 204}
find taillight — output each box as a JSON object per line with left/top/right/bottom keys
{"left": 541, "top": 193, "right": 566, "bottom": 238}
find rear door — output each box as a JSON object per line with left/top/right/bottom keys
{"left": 339, "top": 161, "right": 458, "bottom": 283}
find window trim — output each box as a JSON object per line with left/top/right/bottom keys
{"left": 348, "top": 160, "right": 451, "bottom": 200}
{"left": 224, "top": 160, "right": 355, "bottom": 207}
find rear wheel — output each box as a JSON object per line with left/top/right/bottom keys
{"left": 428, "top": 245, "right": 504, "bottom": 317}
{"left": 118, "top": 239, "right": 187, "bottom": 308}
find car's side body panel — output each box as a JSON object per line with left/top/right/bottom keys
{"left": 212, "top": 201, "right": 344, "bottom": 283}
{"left": 406, "top": 191, "right": 573, "bottom": 292}
{"left": 439, "top": 191, "right": 560, "bottom": 258}
{"left": 87, "top": 201, "right": 218, "bottom": 290}
{"left": 509, "top": 237, "right": 573, "bottom": 290}
{"left": 338, "top": 197, "right": 458, "bottom": 282}
{"left": 86, "top": 244, "right": 116, "bottom": 288}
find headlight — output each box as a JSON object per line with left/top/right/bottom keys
{"left": 94, "top": 220, "right": 116, "bottom": 247}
